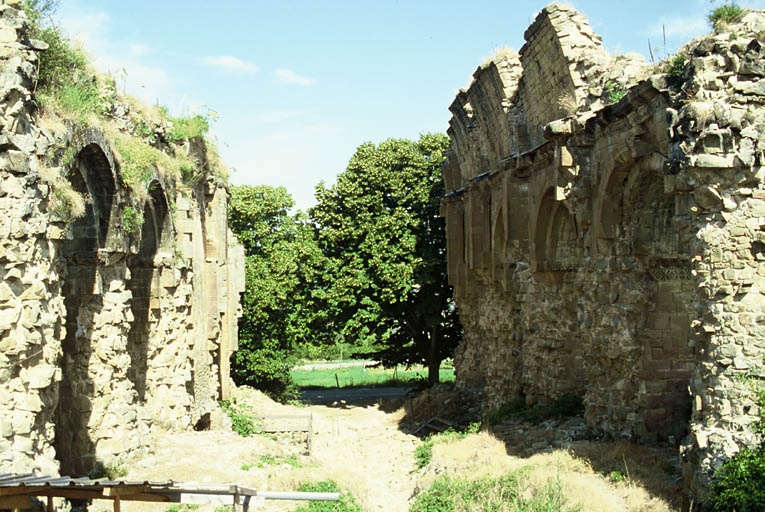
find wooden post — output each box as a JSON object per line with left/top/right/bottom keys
{"left": 47, "top": 496, "right": 53, "bottom": 512}
{"left": 232, "top": 485, "right": 241, "bottom": 512}
{"left": 113, "top": 495, "right": 120, "bottom": 512}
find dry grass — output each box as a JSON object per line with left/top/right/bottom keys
{"left": 416, "top": 431, "right": 680, "bottom": 512}
{"left": 481, "top": 45, "right": 518, "bottom": 69}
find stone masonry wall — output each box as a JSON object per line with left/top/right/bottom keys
{"left": 442, "top": 3, "right": 765, "bottom": 495}
{"left": 0, "top": 3, "right": 245, "bottom": 477}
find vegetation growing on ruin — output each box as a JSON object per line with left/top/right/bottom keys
{"left": 603, "top": 80, "right": 627, "bottom": 104}
{"left": 707, "top": 364, "right": 765, "bottom": 511}
{"left": 167, "top": 112, "right": 211, "bottom": 142}
{"left": 665, "top": 54, "right": 687, "bottom": 88}
{"left": 23, "top": 0, "right": 224, "bottom": 210}
{"left": 708, "top": 2, "right": 748, "bottom": 28}
{"left": 121, "top": 205, "right": 144, "bottom": 234}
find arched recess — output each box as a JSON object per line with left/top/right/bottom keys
{"left": 55, "top": 142, "right": 116, "bottom": 476}
{"left": 492, "top": 206, "right": 507, "bottom": 283}
{"left": 533, "top": 189, "right": 579, "bottom": 273}
{"left": 625, "top": 169, "right": 693, "bottom": 440}
{"left": 127, "top": 181, "right": 172, "bottom": 402}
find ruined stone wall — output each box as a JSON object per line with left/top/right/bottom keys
{"left": 442, "top": 3, "right": 765, "bottom": 494}
{"left": 0, "top": 4, "right": 245, "bottom": 477}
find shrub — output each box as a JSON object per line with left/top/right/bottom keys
{"left": 603, "top": 80, "right": 626, "bottom": 104}
{"left": 708, "top": 447, "right": 765, "bottom": 511}
{"left": 665, "top": 54, "right": 687, "bottom": 88}
{"left": 219, "top": 399, "right": 260, "bottom": 437}
{"left": 708, "top": 2, "right": 748, "bottom": 28}
{"left": 122, "top": 205, "right": 144, "bottom": 234}
{"left": 231, "top": 346, "right": 297, "bottom": 401}
{"left": 293, "top": 481, "right": 362, "bottom": 512}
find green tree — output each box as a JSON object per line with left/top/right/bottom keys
{"left": 228, "top": 185, "right": 326, "bottom": 396}
{"left": 310, "top": 133, "right": 461, "bottom": 384}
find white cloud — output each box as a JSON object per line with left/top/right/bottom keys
{"left": 201, "top": 55, "right": 259, "bottom": 73}
{"left": 273, "top": 68, "right": 315, "bottom": 86}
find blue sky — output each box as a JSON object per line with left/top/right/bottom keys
{"left": 56, "top": 0, "right": 765, "bottom": 210}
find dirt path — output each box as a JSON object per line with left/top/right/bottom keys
{"left": 95, "top": 387, "right": 419, "bottom": 512}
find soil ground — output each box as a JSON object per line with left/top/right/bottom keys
{"left": 90, "top": 385, "right": 685, "bottom": 512}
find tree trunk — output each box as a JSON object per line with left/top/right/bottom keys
{"left": 428, "top": 324, "right": 440, "bottom": 386}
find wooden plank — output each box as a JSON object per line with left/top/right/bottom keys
{"left": 103, "top": 486, "right": 150, "bottom": 497}
{"left": 0, "top": 495, "right": 30, "bottom": 509}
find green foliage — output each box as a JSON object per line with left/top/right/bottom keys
{"left": 122, "top": 205, "right": 144, "bottom": 234}
{"left": 293, "top": 481, "right": 362, "bottom": 512}
{"left": 487, "top": 393, "right": 584, "bottom": 425}
{"left": 41, "top": 82, "right": 105, "bottom": 123}
{"left": 23, "top": 0, "right": 106, "bottom": 123}
{"left": 708, "top": 2, "right": 747, "bottom": 28}
{"left": 229, "top": 185, "right": 328, "bottom": 399}
{"left": 219, "top": 399, "right": 261, "bottom": 437}
{"left": 708, "top": 447, "right": 765, "bottom": 511}
{"left": 603, "top": 80, "right": 626, "bottom": 104}
{"left": 410, "top": 471, "right": 577, "bottom": 512}
{"left": 167, "top": 114, "right": 210, "bottom": 141}
{"left": 310, "top": 133, "right": 461, "bottom": 384}
{"left": 665, "top": 54, "right": 687, "bottom": 87}
{"left": 114, "top": 135, "right": 163, "bottom": 189}
{"left": 707, "top": 361, "right": 765, "bottom": 510}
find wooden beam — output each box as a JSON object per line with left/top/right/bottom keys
{"left": 0, "top": 495, "right": 30, "bottom": 509}
{"left": 103, "top": 486, "right": 150, "bottom": 497}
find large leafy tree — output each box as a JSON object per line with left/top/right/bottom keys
{"left": 310, "top": 133, "right": 461, "bottom": 384}
{"left": 228, "top": 185, "right": 326, "bottom": 394}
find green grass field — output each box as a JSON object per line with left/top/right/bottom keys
{"left": 291, "top": 364, "right": 455, "bottom": 389}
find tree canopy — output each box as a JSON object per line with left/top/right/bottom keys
{"left": 310, "top": 133, "right": 461, "bottom": 383}
{"left": 228, "top": 185, "right": 326, "bottom": 394}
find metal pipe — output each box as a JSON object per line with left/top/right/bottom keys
{"left": 256, "top": 491, "right": 339, "bottom": 501}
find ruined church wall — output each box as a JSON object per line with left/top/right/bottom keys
{"left": 0, "top": 3, "right": 244, "bottom": 477}
{"left": 443, "top": 3, "right": 765, "bottom": 493}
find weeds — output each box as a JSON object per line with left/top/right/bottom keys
{"left": 603, "top": 80, "right": 627, "bottom": 104}
{"left": 219, "top": 399, "right": 261, "bottom": 437}
{"left": 410, "top": 470, "right": 580, "bottom": 512}
{"left": 242, "top": 454, "right": 301, "bottom": 469}
{"left": 122, "top": 205, "right": 144, "bottom": 234}
{"left": 708, "top": 2, "right": 748, "bottom": 28}
{"left": 292, "top": 481, "right": 362, "bottom": 512}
